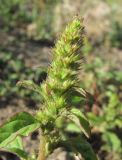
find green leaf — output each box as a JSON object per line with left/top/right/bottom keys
{"left": 87, "top": 112, "right": 104, "bottom": 126}
{"left": 65, "top": 123, "right": 81, "bottom": 133}
{"left": 102, "top": 131, "right": 121, "bottom": 152}
{"left": 7, "top": 148, "right": 29, "bottom": 159}
{"left": 6, "top": 136, "right": 23, "bottom": 150}
{"left": 3, "top": 136, "right": 37, "bottom": 160}
{"left": 3, "top": 136, "right": 29, "bottom": 160}
{"left": 69, "top": 108, "right": 91, "bottom": 137}
{"left": 0, "top": 112, "right": 40, "bottom": 148}
{"left": 69, "top": 135, "right": 98, "bottom": 160}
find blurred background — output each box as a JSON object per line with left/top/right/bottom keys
{"left": 0, "top": 0, "right": 122, "bottom": 160}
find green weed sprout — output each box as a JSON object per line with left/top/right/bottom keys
{"left": 0, "top": 17, "right": 97, "bottom": 160}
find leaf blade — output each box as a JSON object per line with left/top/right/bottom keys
{"left": 69, "top": 108, "right": 91, "bottom": 137}
{"left": 0, "top": 112, "right": 40, "bottom": 148}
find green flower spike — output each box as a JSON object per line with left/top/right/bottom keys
{"left": 37, "top": 17, "right": 85, "bottom": 121}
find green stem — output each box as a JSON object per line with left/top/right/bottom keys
{"left": 37, "top": 133, "right": 46, "bottom": 160}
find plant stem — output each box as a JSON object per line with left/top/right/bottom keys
{"left": 37, "top": 133, "right": 46, "bottom": 160}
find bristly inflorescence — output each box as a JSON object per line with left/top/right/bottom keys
{"left": 37, "top": 17, "right": 85, "bottom": 127}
